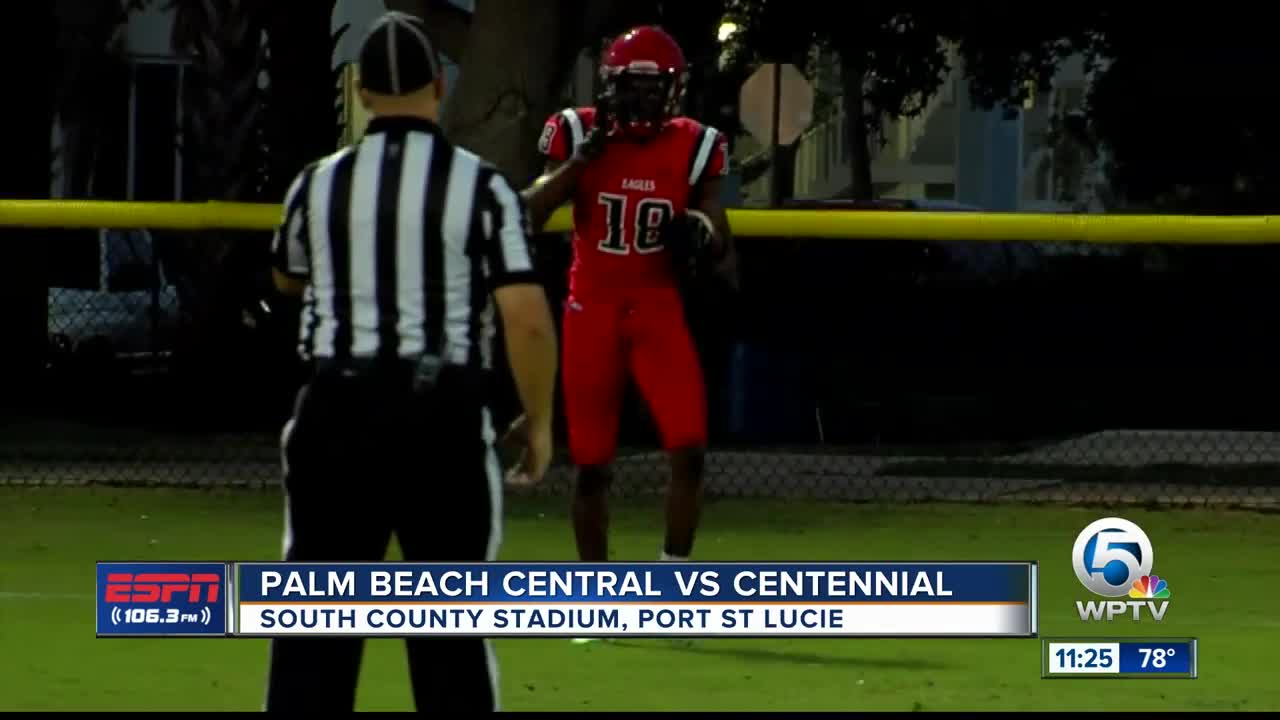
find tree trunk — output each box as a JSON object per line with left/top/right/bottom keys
{"left": 256, "top": 0, "right": 337, "bottom": 405}
{"left": 839, "top": 52, "right": 874, "bottom": 200}
{"left": 49, "top": 0, "right": 131, "bottom": 294}
{"left": 0, "top": 2, "right": 56, "bottom": 407}
{"left": 52, "top": 0, "right": 128, "bottom": 200}
{"left": 384, "top": 0, "right": 471, "bottom": 63}
{"left": 440, "top": 0, "right": 624, "bottom": 183}
{"left": 264, "top": 0, "right": 338, "bottom": 197}
{"left": 401, "top": 0, "right": 625, "bottom": 428}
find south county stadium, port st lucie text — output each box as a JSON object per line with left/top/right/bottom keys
{"left": 233, "top": 600, "right": 1032, "bottom": 637}
{"left": 242, "top": 605, "right": 853, "bottom": 634}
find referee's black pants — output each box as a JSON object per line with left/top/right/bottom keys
{"left": 264, "top": 363, "right": 503, "bottom": 712}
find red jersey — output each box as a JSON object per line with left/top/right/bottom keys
{"left": 538, "top": 107, "right": 728, "bottom": 296}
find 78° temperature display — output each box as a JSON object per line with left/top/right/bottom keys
{"left": 1042, "top": 638, "right": 1197, "bottom": 679}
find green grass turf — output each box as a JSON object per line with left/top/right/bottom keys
{"left": 2, "top": 486, "right": 1278, "bottom": 711}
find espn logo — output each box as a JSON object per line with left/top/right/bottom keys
{"left": 103, "top": 572, "right": 221, "bottom": 603}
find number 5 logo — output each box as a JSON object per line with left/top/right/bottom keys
{"left": 597, "top": 193, "right": 673, "bottom": 255}
{"left": 1071, "top": 517, "right": 1154, "bottom": 597}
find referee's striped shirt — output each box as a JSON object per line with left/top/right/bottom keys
{"left": 270, "top": 115, "right": 537, "bottom": 369}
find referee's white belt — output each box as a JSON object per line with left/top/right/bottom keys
{"left": 309, "top": 356, "right": 482, "bottom": 387}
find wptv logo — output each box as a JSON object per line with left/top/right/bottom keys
{"left": 1071, "top": 517, "right": 1171, "bottom": 622}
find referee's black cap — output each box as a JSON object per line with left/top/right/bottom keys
{"left": 358, "top": 11, "right": 442, "bottom": 96}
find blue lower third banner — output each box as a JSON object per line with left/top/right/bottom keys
{"left": 96, "top": 562, "right": 231, "bottom": 637}
{"left": 231, "top": 562, "right": 1037, "bottom": 638}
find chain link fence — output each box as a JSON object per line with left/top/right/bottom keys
{"left": 45, "top": 228, "right": 181, "bottom": 365}
{"left": 4, "top": 228, "right": 1280, "bottom": 511}
{"left": 3, "top": 423, "right": 1279, "bottom": 510}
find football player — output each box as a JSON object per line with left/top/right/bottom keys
{"left": 519, "top": 25, "right": 737, "bottom": 570}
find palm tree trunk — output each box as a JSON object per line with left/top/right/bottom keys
{"left": 174, "top": 0, "right": 267, "bottom": 203}
{"left": 168, "top": 0, "right": 270, "bottom": 422}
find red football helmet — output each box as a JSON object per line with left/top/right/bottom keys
{"left": 597, "top": 26, "right": 688, "bottom": 137}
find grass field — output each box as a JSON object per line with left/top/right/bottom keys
{"left": 3, "top": 486, "right": 1278, "bottom": 712}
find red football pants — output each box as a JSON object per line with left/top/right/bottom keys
{"left": 561, "top": 287, "right": 708, "bottom": 467}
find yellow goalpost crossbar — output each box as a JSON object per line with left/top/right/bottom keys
{"left": 3, "top": 199, "right": 1280, "bottom": 244}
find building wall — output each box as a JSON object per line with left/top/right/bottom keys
{"left": 783, "top": 49, "right": 1099, "bottom": 211}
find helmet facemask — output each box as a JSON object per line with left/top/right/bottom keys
{"left": 599, "top": 70, "right": 678, "bottom": 139}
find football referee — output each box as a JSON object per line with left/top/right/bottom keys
{"left": 262, "top": 11, "right": 558, "bottom": 712}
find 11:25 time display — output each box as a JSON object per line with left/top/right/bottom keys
{"left": 1056, "top": 646, "right": 1115, "bottom": 669}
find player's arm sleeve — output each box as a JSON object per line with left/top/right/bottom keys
{"left": 537, "top": 110, "right": 583, "bottom": 166}
{"left": 687, "top": 128, "right": 737, "bottom": 289}
{"left": 523, "top": 110, "right": 587, "bottom": 232}
{"left": 271, "top": 168, "right": 313, "bottom": 295}
{"left": 687, "top": 126, "right": 732, "bottom": 247}
{"left": 481, "top": 170, "right": 540, "bottom": 290}
{"left": 687, "top": 126, "right": 729, "bottom": 189}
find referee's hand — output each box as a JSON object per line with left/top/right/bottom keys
{"left": 501, "top": 414, "right": 552, "bottom": 487}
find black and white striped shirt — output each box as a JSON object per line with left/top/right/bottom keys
{"left": 271, "top": 116, "right": 537, "bottom": 369}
